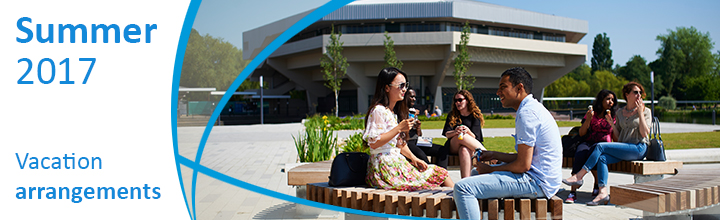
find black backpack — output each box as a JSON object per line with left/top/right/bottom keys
{"left": 561, "top": 126, "right": 584, "bottom": 158}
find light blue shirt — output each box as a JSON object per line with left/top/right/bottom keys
{"left": 513, "top": 94, "right": 562, "bottom": 198}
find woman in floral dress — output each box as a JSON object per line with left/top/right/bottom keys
{"left": 363, "top": 67, "right": 453, "bottom": 191}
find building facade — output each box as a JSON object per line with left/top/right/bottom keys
{"left": 243, "top": 0, "right": 588, "bottom": 115}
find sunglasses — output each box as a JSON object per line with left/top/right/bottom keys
{"left": 389, "top": 82, "right": 409, "bottom": 89}
{"left": 455, "top": 98, "right": 466, "bottom": 103}
{"left": 629, "top": 90, "right": 642, "bottom": 95}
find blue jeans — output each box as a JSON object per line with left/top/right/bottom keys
{"left": 453, "top": 171, "right": 546, "bottom": 220}
{"left": 583, "top": 142, "right": 647, "bottom": 187}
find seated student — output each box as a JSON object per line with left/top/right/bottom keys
{"left": 405, "top": 88, "right": 449, "bottom": 169}
{"left": 453, "top": 67, "right": 562, "bottom": 219}
{"left": 434, "top": 105, "right": 442, "bottom": 116}
{"left": 563, "top": 82, "right": 651, "bottom": 206}
{"left": 364, "top": 67, "right": 453, "bottom": 191}
{"left": 564, "top": 89, "right": 618, "bottom": 203}
{"left": 442, "top": 90, "right": 486, "bottom": 178}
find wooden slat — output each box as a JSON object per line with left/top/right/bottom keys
{"left": 621, "top": 184, "right": 678, "bottom": 212}
{"left": 361, "top": 190, "right": 373, "bottom": 211}
{"left": 385, "top": 192, "right": 398, "bottom": 214}
{"left": 610, "top": 185, "right": 665, "bottom": 213}
{"left": 440, "top": 195, "right": 455, "bottom": 219}
{"left": 350, "top": 189, "right": 368, "bottom": 210}
{"left": 412, "top": 190, "right": 438, "bottom": 217}
{"left": 341, "top": 188, "right": 352, "bottom": 208}
{"left": 373, "top": 190, "right": 388, "bottom": 213}
{"left": 549, "top": 196, "right": 563, "bottom": 220}
{"left": 324, "top": 186, "right": 332, "bottom": 205}
{"left": 397, "top": 192, "right": 413, "bottom": 216}
{"left": 560, "top": 158, "right": 681, "bottom": 175}
{"left": 287, "top": 161, "right": 332, "bottom": 185}
{"left": 488, "top": 199, "right": 499, "bottom": 220}
{"left": 519, "top": 199, "right": 531, "bottom": 220}
{"left": 331, "top": 188, "right": 342, "bottom": 206}
{"left": 536, "top": 199, "right": 547, "bottom": 220}
{"left": 426, "top": 193, "right": 446, "bottom": 218}
{"left": 504, "top": 199, "right": 515, "bottom": 220}
{"left": 307, "top": 183, "right": 316, "bottom": 202}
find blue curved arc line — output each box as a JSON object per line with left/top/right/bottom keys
{"left": 172, "top": 0, "right": 202, "bottom": 219}
{"left": 189, "top": 0, "right": 354, "bottom": 219}
{"left": 176, "top": 155, "right": 435, "bottom": 220}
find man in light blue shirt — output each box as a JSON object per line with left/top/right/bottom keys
{"left": 453, "top": 67, "right": 562, "bottom": 219}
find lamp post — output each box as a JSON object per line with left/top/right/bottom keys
{"left": 651, "top": 71, "right": 655, "bottom": 120}
{"left": 260, "top": 75, "right": 264, "bottom": 125}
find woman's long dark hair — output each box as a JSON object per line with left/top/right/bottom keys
{"left": 593, "top": 89, "right": 618, "bottom": 119}
{"left": 364, "top": 67, "right": 409, "bottom": 129}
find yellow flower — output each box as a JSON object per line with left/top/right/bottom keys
{"left": 323, "top": 128, "right": 327, "bottom": 131}
{"left": 322, "top": 115, "right": 328, "bottom": 120}
{"left": 324, "top": 120, "right": 329, "bottom": 124}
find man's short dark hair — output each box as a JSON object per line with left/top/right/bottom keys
{"left": 501, "top": 67, "right": 533, "bottom": 95}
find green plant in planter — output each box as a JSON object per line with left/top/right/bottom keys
{"left": 293, "top": 115, "right": 338, "bottom": 162}
{"left": 340, "top": 132, "right": 370, "bottom": 155}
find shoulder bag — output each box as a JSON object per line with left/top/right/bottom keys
{"left": 328, "top": 152, "right": 370, "bottom": 186}
{"left": 645, "top": 117, "right": 667, "bottom": 161}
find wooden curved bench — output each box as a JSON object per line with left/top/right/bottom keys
{"left": 306, "top": 182, "right": 563, "bottom": 219}
{"left": 610, "top": 167, "right": 720, "bottom": 217}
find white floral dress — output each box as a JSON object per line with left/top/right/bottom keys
{"left": 363, "top": 105, "right": 448, "bottom": 191}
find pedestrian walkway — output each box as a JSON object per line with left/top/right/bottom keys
{"left": 177, "top": 122, "right": 720, "bottom": 220}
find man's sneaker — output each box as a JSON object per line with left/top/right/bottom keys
{"left": 564, "top": 192, "right": 576, "bottom": 204}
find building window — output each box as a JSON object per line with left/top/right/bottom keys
{"left": 489, "top": 27, "right": 533, "bottom": 39}
{"left": 343, "top": 24, "right": 383, "bottom": 34}
{"left": 403, "top": 23, "right": 442, "bottom": 32}
{"left": 542, "top": 34, "right": 565, "bottom": 42}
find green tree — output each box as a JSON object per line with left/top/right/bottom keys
{"left": 652, "top": 26, "right": 715, "bottom": 100}
{"left": 320, "top": 24, "right": 349, "bottom": 117}
{"left": 616, "top": 55, "right": 654, "bottom": 90}
{"left": 566, "top": 63, "right": 592, "bottom": 82}
{"left": 181, "top": 28, "right": 249, "bottom": 101}
{"left": 545, "top": 76, "right": 590, "bottom": 97}
{"left": 589, "top": 70, "right": 628, "bottom": 96}
{"left": 383, "top": 31, "right": 403, "bottom": 69}
{"left": 591, "top": 33, "right": 614, "bottom": 73}
{"left": 453, "top": 21, "right": 474, "bottom": 90}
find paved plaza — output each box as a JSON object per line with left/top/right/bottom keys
{"left": 177, "top": 122, "right": 720, "bottom": 220}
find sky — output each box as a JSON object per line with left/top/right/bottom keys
{"left": 193, "top": 0, "right": 720, "bottom": 67}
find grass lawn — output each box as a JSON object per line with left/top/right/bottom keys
{"left": 423, "top": 119, "right": 580, "bottom": 129}
{"left": 431, "top": 131, "right": 720, "bottom": 153}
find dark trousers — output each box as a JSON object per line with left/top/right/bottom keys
{"left": 572, "top": 142, "right": 597, "bottom": 174}
{"left": 407, "top": 139, "right": 449, "bottom": 169}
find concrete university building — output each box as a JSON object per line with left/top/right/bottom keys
{"left": 243, "top": 0, "right": 587, "bottom": 116}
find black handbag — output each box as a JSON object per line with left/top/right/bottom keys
{"left": 646, "top": 117, "right": 667, "bottom": 161}
{"left": 328, "top": 152, "right": 369, "bottom": 186}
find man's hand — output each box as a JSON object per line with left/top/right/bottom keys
{"left": 475, "top": 162, "right": 493, "bottom": 174}
{"left": 477, "top": 150, "right": 495, "bottom": 161}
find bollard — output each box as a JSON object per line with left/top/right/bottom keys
{"left": 569, "top": 110, "right": 573, "bottom": 120}
{"left": 713, "top": 109, "right": 716, "bottom": 125}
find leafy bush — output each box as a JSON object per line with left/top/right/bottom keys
{"left": 293, "top": 127, "right": 338, "bottom": 163}
{"left": 659, "top": 96, "right": 677, "bottom": 110}
{"left": 304, "top": 114, "right": 365, "bottom": 130}
{"left": 418, "top": 114, "right": 446, "bottom": 121}
{"left": 484, "top": 114, "right": 514, "bottom": 120}
{"left": 340, "top": 132, "right": 370, "bottom": 155}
